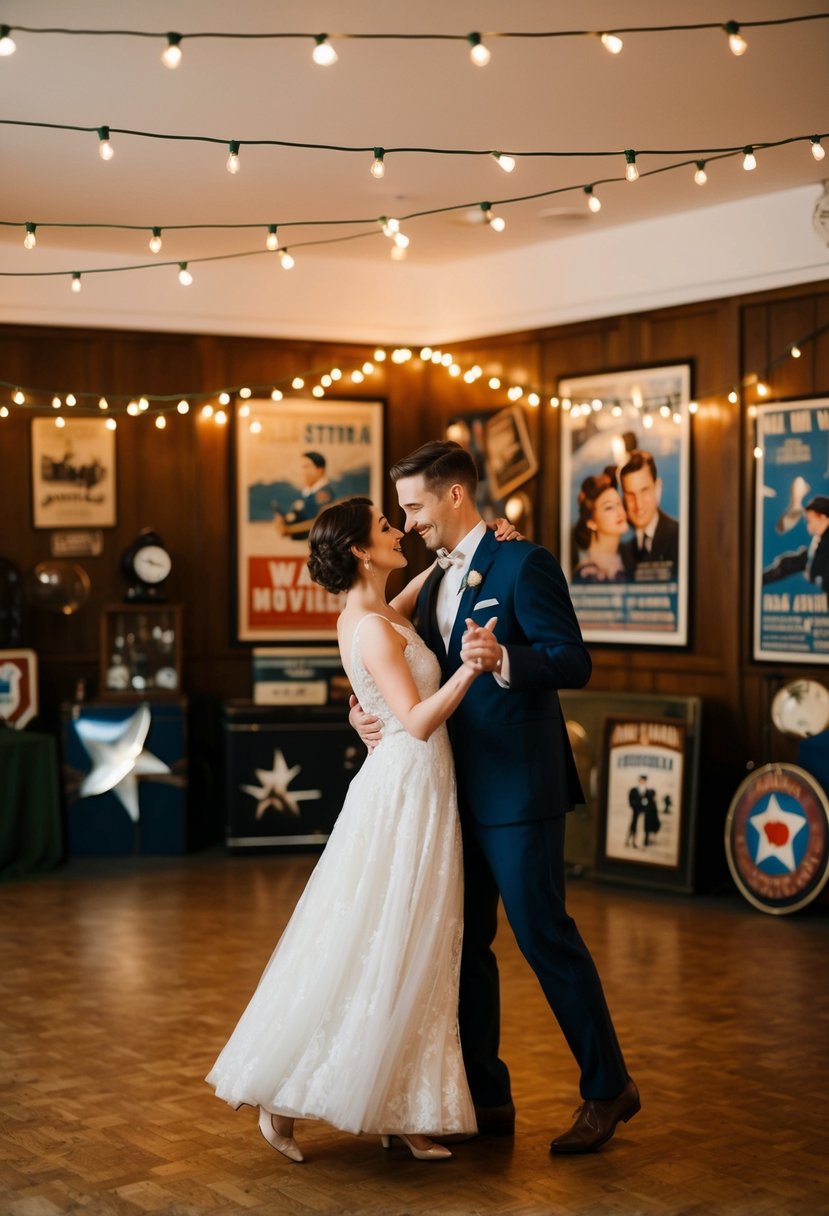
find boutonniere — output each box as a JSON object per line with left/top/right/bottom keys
{"left": 459, "top": 569, "right": 482, "bottom": 594}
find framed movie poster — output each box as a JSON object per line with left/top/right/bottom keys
{"left": 753, "top": 397, "right": 829, "bottom": 663}
{"left": 483, "top": 404, "right": 539, "bottom": 499}
{"left": 597, "top": 715, "right": 696, "bottom": 893}
{"left": 559, "top": 364, "right": 691, "bottom": 646}
{"left": 31, "top": 417, "right": 116, "bottom": 529}
{"left": 235, "top": 398, "right": 384, "bottom": 642}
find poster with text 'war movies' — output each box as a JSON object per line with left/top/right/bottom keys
{"left": 235, "top": 399, "right": 384, "bottom": 641}
{"left": 754, "top": 399, "right": 829, "bottom": 663}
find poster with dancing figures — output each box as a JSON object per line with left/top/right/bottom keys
{"left": 31, "top": 417, "right": 116, "bottom": 528}
{"left": 599, "top": 717, "right": 691, "bottom": 891}
{"left": 235, "top": 398, "right": 384, "bottom": 641}
{"left": 559, "top": 365, "right": 691, "bottom": 646}
{"left": 754, "top": 398, "right": 829, "bottom": 663}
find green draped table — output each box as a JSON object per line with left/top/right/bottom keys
{"left": 0, "top": 728, "right": 63, "bottom": 881}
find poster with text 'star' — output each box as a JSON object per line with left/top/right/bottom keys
{"left": 235, "top": 398, "right": 384, "bottom": 642}
{"left": 754, "top": 398, "right": 829, "bottom": 663}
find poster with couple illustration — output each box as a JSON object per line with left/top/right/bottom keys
{"left": 559, "top": 364, "right": 691, "bottom": 646}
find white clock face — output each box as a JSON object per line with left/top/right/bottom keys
{"left": 155, "top": 665, "right": 178, "bottom": 690}
{"left": 771, "top": 680, "right": 829, "bottom": 739}
{"left": 133, "top": 544, "right": 171, "bottom": 584}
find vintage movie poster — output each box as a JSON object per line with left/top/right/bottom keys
{"left": 235, "top": 398, "right": 384, "bottom": 641}
{"left": 601, "top": 717, "right": 686, "bottom": 870}
{"left": 559, "top": 365, "right": 690, "bottom": 646}
{"left": 31, "top": 417, "right": 117, "bottom": 529}
{"left": 754, "top": 398, "right": 829, "bottom": 663}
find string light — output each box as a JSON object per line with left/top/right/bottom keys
{"left": 292, "top": 376, "right": 304, "bottom": 389}
{"left": 728, "top": 389, "right": 739, "bottom": 404}
{"left": 742, "top": 145, "right": 757, "bottom": 170}
{"left": 127, "top": 401, "right": 140, "bottom": 416}
{"left": 790, "top": 344, "right": 802, "bottom": 358}
{"left": 271, "top": 388, "right": 283, "bottom": 400}
{"left": 480, "top": 203, "right": 506, "bottom": 231}
{"left": 239, "top": 386, "right": 252, "bottom": 398}
{"left": 178, "top": 262, "right": 193, "bottom": 285}
{"left": 13, "top": 390, "right": 25, "bottom": 404}
{"left": 493, "top": 152, "right": 516, "bottom": 173}
{"left": 161, "top": 32, "right": 183, "bottom": 68}
{"left": 177, "top": 400, "right": 190, "bottom": 413}
{"left": 149, "top": 227, "right": 163, "bottom": 253}
{"left": 370, "top": 148, "right": 385, "bottom": 179}
{"left": 279, "top": 249, "right": 295, "bottom": 269}
{"left": 489, "top": 377, "right": 501, "bottom": 389}
{"left": 724, "top": 21, "right": 748, "bottom": 56}
{"left": 218, "top": 392, "right": 230, "bottom": 405}
{"left": 330, "top": 368, "right": 342, "bottom": 380}
{"left": 600, "top": 33, "right": 624, "bottom": 54}
{"left": 200, "top": 403, "right": 214, "bottom": 418}
{"left": 97, "top": 126, "right": 113, "bottom": 160}
{"left": 584, "top": 185, "right": 601, "bottom": 212}
{"left": 467, "top": 32, "right": 491, "bottom": 66}
{"left": 215, "top": 409, "right": 228, "bottom": 424}
{"left": 155, "top": 414, "right": 167, "bottom": 429}
{"left": 624, "top": 149, "right": 639, "bottom": 181}
{"left": 249, "top": 419, "right": 262, "bottom": 434}
{"left": 105, "top": 417, "right": 117, "bottom": 430}
{"left": 528, "top": 392, "right": 540, "bottom": 406}
{"left": 756, "top": 380, "right": 770, "bottom": 397}
{"left": 238, "top": 403, "right": 250, "bottom": 417}
{"left": 0, "top": 24, "right": 15, "bottom": 55}
{"left": 694, "top": 160, "right": 708, "bottom": 185}
{"left": 266, "top": 224, "right": 279, "bottom": 250}
{"left": 312, "top": 385, "right": 325, "bottom": 397}
{"left": 98, "top": 396, "right": 108, "bottom": 409}
{"left": 226, "top": 141, "right": 241, "bottom": 174}
{"left": 811, "top": 136, "right": 826, "bottom": 161}
{"left": 312, "top": 34, "right": 337, "bottom": 66}
{"left": 66, "top": 394, "right": 76, "bottom": 406}
{"left": 362, "top": 362, "right": 374, "bottom": 374}
{"left": 71, "top": 272, "right": 81, "bottom": 293}
{"left": 689, "top": 400, "right": 699, "bottom": 414}
{"left": 0, "top": 406, "right": 8, "bottom": 418}
{"left": 754, "top": 444, "right": 763, "bottom": 459}
{"left": 23, "top": 223, "right": 37, "bottom": 250}
{"left": 138, "top": 397, "right": 149, "bottom": 410}
{"left": 55, "top": 416, "right": 66, "bottom": 428}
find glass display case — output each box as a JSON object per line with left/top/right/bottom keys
{"left": 99, "top": 604, "right": 182, "bottom": 699}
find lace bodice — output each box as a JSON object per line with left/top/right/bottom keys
{"left": 349, "top": 615, "right": 443, "bottom": 739}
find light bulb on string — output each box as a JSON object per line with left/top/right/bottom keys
{"left": 757, "top": 380, "right": 770, "bottom": 397}
{"left": 178, "top": 262, "right": 193, "bottom": 285}
{"left": 321, "top": 374, "right": 332, "bottom": 388}
{"left": 362, "top": 362, "right": 375, "bottom": 375}
{"left": 394, "top": 231, "right": 410, "bottom": 249}
{"left": 226, "top": 141, "right": 241, "bottom": 174}
{"left": 13, "top": 390, "right": 25, "bottom": 405}
{"left": 528, "top": 393, "right": 540, "bottom": 407}
{"left": 239, "top": 387, "right": 252, "bottom": 399}
{"left": 811, "top": 136, "right": 826, "bottom": 162}
{"left": 467, "top": 32, "right": 491, "bottom": 66}
{"left": 97, "top": 396, "right": 108, "bottom": 410}
{"left": 584, "top": 185, "right": 601, "bottom": 213}
{"left": 97, "top": 126, "right": 113, "bottom": 161}
{"left": 600, "top": 33, "right": 623, "bottom": 54}
{"left": 724, "top": 21, "right": 747, "bottom": 56}
{"left": 791, "top": 344, "right": 802, "bottom": 359}
{"left": 23, "top": 223, "right": 37, "bottom": 250}
{"left": 161, "top": 32, "right": 183, "bottom": 68}
{"left": 279, "top": 249, "right": 295, "bottom": 270}
{"left": 480, "top": 203, "right": 505, "bottom": 231}
{"left": 728, "top": 389, "right": 739, "bottom": 404}
{"left": 754, "top": 445, "right": 763, "bottom": 459}
{"left": 330, "top": 368, "right": 342, "bottom": 381}
{"left": 492, "top": 152, "right": 516, "bottom": 173}
{"left": 238, "top": 403, "right": 250, "bottom": 417}
{"left": 420, "top": 348, "right": 433, "bottom": 361}
{"left": 550, "top": 397, "right": 560, "bottom": 409}
{"left": 352, "top": 370, "right": 364, "bottom": 383}
{"left": 56, "top": 416, "right": 66, "bottom": 429}
{"left": 292, "top": 377, "right": 304, "bottom": 389}
{"left": 105, "top": 417, "right": 117, "bottom": 431}
{"left": 52, "top": 396, "right": 61, "bottom": 409}
{"left": 149, "top": 227, "right": 163, "bottom": 253}
{"left": 380, "top": 216, "right": 400, "bottom": 237}
{"left": 71, "top": 273, "right": 82, "bottom": 293}
{"left": 66, "top": 394, "right": 76, "bottom": 407}
{"left": 312, "top": 34, "right": 337, "bottom": 66}
{"left": 266, "top": 224, "right": 279, "bottom": 250}
{"left": 642, "top": 413, "right": 654, "bottom": 429}
{"left": 624, "top": 149, "right": 639, "bottom": 181}
{"left": 201, "top": 404, "right": 214, "bottom": 419}
{"left": 155, "top": 414, "right": 167, "bottom": 430}
{"left": 215, "top": 410, "right": 228, "bottom": 425}
{"left": 271, "top": 389, "right": 283, "bottom": 400}
{"left": 694, "top": 161, "right": 708, "bottom": 185}
{"left": 127, "top": 402, "right": 140, "bottom": 416}
{"left": 0, "top": 25, "right": 16, "bottom": 55}
{"left": 689, "top": 400, "right": 699, "bottom": 414}
{"left": 250, "top": 419, "right": 262, "bottom": 435}
{"left": 177, "top": 400, "right": 189, "bottom": 414}
{"left": 218, "top": 392, "right": 231, "bottom": 406}
{"left": 370, "top": 148, "right": 385, "bottom": 179}
{"left": 449, "top": 364, "right": 461, "bottom": 377}
{"left": 0, "top": 407, "right": 8, "bottom": 418}
{"left": 312, "top": 386, "right": 325, "bottom": 398}
{"left": 138, "top": 397, "right": 149, "bottom": 411}
{"left": 374, "top": 349, "right": 387, "bottom": 362}
{"left": 742, "top": 146, "right": 756, "bottom": 171}
{"left": 431, "top": 351, "right": 443, "bottom": 364}
{"left": 489, "top": 377, "right": 501, "bottom": 389}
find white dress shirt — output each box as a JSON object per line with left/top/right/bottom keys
{"left": 435, "top": 520, "right": 510, "bottom": 685}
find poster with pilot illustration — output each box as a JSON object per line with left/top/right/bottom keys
{"left": 235, "top": 398, "right": 383, "bottom": 641}
{"left": 559, "top": 365, "right": 691, "bottom": 646}
{"left": 754, "top": 398, "right": 829, "bottom": 663}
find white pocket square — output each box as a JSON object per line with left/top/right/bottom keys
{"left": 473, "top": 597, "right": 499, "bottom": 610}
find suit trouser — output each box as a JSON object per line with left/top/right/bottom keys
{"left": 458, "top": 814, "right": 629, "bottom": 1107}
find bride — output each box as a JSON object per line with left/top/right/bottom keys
{"left": 206, "top": 497, "right": 502, "bottom": 1163}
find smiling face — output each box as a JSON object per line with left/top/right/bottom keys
{"left": 361, "top": 506, "right": 407, "bottom": 573}
{"left": 622, "top": 466, "right": 661, "bottom": 530}
{"left": 589, "top": 487, "right": 629, "bottom": 540}
{"left": 394, "top": 473, "right": 466, "bottom": 552}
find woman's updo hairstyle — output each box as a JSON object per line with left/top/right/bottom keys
{"left": 574, "top": 466, "right": 619, "bottom": 551}
{"left": 307, "top": 497, "right": 373, "bottom": 595}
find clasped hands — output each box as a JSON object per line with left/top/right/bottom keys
{"left": 460, "top": 616, "right": 500, "bottom": 673}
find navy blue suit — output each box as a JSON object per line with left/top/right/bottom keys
{"left": 416, "top": 529, "right": 629, "bottom": 1105}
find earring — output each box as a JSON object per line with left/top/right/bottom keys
{"left": 364, "top": 558, "right": 372, "bottom": 572}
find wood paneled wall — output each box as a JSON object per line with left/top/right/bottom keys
{"left": 2, "top": 278, "right": 828, "bottom": 839}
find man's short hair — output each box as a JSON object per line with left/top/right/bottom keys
{"left": 390, "top": 440, "right": 478, "bottom": 496}
{"left": 620, "top": 450, "right": 658, "bottom": 484}
{"left": 303, "top": 451, "right": 326, "bottom": 470}
{"left": 805, "top": 495, "right": 829, "bottom": 518}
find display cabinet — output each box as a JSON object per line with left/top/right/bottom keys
{"left": 99, "top": 604, "right": 182, "bottom": 699}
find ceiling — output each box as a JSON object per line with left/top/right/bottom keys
{"left": 1, "top": 0, "right": 828, "bottom": 271}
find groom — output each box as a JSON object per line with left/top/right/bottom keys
{"left": 352, "top": 440, "right": 638, "bottom": 1154}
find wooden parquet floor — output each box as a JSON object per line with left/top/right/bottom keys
{"left": 1, "top": 852, "right": 828, "bottom": 1216}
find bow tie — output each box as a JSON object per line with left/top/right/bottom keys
{"left": 436, "top": 548, "right": 465, "bottom": 571}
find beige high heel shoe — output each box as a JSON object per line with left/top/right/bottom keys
{"left": 380, "top": 1133, "right": 452, "bottom": 1161}
{"left": 258, "top": 1107, "right": 304, "bottom": 1163}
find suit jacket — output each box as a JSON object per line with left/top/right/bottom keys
{"left": 415, "top": 530, "right": 590, "bottom": 826}
{"left": 762, "top": 530, "right": 829, "bottom": 590}
{"left": 620, "top": 510, "right": 679, "bottom": 574}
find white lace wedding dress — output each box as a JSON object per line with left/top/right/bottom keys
{"left": 206, "top": 616, "right": 476, "bottom": 1136}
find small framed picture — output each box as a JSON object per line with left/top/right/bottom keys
{"left": 596, "top": 715, "right": 697, "bottom": 892}
{"left": 31, "top": 417, "right": 117, "bottom": 529}
{"left": 483, "top": 404, "right": 538, "bottom": 499}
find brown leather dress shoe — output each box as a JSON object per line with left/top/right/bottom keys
{"left": 474, "top": 1100, "right": 516, "bottom": 1136}
{"left": 549, "top": 1079, "right": 640, "bottom": 1155}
